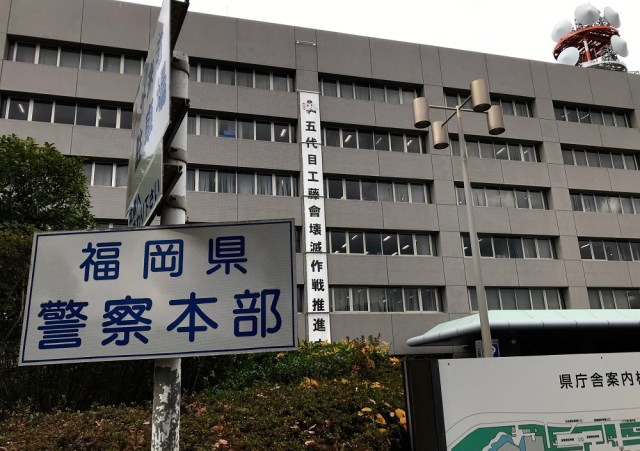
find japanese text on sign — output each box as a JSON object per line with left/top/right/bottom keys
{"left": 20, "top": 221, "right": 296, "bottom": 365}
{"left": 299, "top": 91, "right": 330, "bottom": 343}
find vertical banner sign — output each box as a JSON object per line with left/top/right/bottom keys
{"left": 126, "top": 0, "right": 171, "bottom": 227}
{"left": 299, "top": 91, "right": 331, "bottom": 342}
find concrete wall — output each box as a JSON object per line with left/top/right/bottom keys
{"left": 2, "top": 0, "right": 640, "bottom": 355}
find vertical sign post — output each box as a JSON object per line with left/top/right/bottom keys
{"left": 126, "top": 0, "right": 172, "bottom": 227}
{"left": 152, "top": 48, "right": 188, "bottom": 450}
{"left": 299, "top": 92, "right": 331, "bottom": 342}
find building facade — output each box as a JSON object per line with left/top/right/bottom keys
{"left": 1, "top": 0, "right": 639, "bottom": 354}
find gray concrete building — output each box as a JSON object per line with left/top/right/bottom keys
{"left": 1, "top": 0, "right": 639, "bottom": 355}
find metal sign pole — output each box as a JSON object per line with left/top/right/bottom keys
{"left": 152, "top": 50, "right": 189, "bottom": 451}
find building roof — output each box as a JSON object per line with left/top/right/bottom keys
{"left": 406, "top": 310, "right": 640, "bottom": 347}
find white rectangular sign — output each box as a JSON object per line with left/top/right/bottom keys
{"left": 126, "top": 0, "right": 171, "bottom": 226}
{"left": 438, "top": 352, "right": 640, "bottom": 450}
{"left": 19, "top": 221, "right": 297, "bottom": 365}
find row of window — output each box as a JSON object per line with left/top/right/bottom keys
{"left": 329, "top": 286, "right": 440, "bottom": 313}
{"left": 578, "top": 240, "right": 640, "bottom": 261}
{"left": 562, "top": 147, "right": 638, "bottom": 170}
{"left": 1, "top": 96, "right": 133, "bottom": 129}
{"left": 469, "top": 287, "right": 565, "bottom": 311}
{"left": 320, "top": 79, "right": 418, "bottom": 105}
{"left": 327, "top": 178, "right": 428, "bottom": 204}
{"left": 463, "top": 235, "right": 555, "bottom": 259}
{"left": 450, "top": 138, "right": 538, "bottom": 162}
{"left": 456, "top": 186, "right": 546, "bottom": 210}
{"left": 445, "top": 92, "right": 533, "bottom": 118}
{"left": 322, "top": 126, "right": 424, "bottom": 153}
{"left": 187, "top": 114, "right": 296, "bottom": 143}
{"left": 184, "top": 169, "right": 298, "bottom": 197}
{"left": 83, "top": 162, "right": 128, "bottom": 187}
{"left": 86, "top": 161, "right": 430, "bottom": 205}
{"left": 328, "top": 231, "right": 433, "bottom": 256}
{"left": 554, "top": 104, "right": 630, "bottom": 128}
{"left": 188, "top": 62, "right": 293, "bottom": 92}
{"left": 8, "top": 41, "right": 144, "bottom": 76}
{"left": 571, "top": 192, "right": 640, "bottom": 215}
{"left": 588, "top": 289, "right": 640, "bottom": 309}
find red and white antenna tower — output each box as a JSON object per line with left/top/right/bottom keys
{"left": 552, "top": 4, "right": 628, "bottom": 71}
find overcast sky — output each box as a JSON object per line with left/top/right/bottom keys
{"left": 124, "top": 0, "right": 639, "bottom": 73}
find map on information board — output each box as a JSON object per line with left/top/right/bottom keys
{"left": 451, "top": 419, "right": 640, "bottom": 450}
{"left": 437, "top": 352, "right": 640, "bottom": 451}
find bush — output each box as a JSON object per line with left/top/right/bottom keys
{"left": 0, "top": 337, "right": 408, "bottom": 450}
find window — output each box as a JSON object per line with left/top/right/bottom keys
{"left": 186, "top": 168, "right": 298, "bottom": 197}
{"left": 321, "top": 78, "right": 419, "bottom": 105}
{"left": 32, "top": 100, "right": 53, "bottom": 122}
{"left": 322, "top": 80, "right": 338, "bottom": 97}
{"left": 456, "top": 185, "right": 546, "bottom": 209}
{"left": 54, "top": 101, "right": 76, "bottom": 125}
{"left": 554, "top": 103, "right": 631, "bottom": 128}
{"left": 469, "top": 287, "right": 564, "bottom": 310}
{"left": 274, "top": 123, "right": 290, "bottom": 143}
{"left": 255, "top": 121, "right": 271, "bottom": 141}
{"left": 98, "top": 106, "right": 117, "bottom": 128}
{"left": 238, "top": 119, "right": 254, "bottom": 140}
{"left": 102, "top": 53, "right": 121, "bottom": 73}
{"left": 8, "top": 98, "right": 29, "bottom": 120}
{"left": 322, "top": 126, "right": 425, "bottom": 154}
{"left": 451, "top": 138, "right": 538, "bottom": 162}
{"left": 123, "top": 56, "right": 142, "bottom": 75}
{"left": 571, "top": 191, "right": 640, "bottom": 215}
{"left": 76, "top": 104, "right": 97, "bottom": 126}
{"left": 328, "top": 231, "right": 435, "bottom": 256}
{"left": 187, "top": 115, "right": 296, "bottom": 143}
{"left": 326, "top": 178, "right": 428, "bottom": 204}
{"left": 447, "top": 91, "right": 533, "bottom": 117}
{"left": 236, "top": 69, "right": 252, "bottom": 88}
{"left": 201, "top": 65, "right": 216, "bottom": 83}
{"left": 83, "top": 161, "right": 128, "bottom": 187}
{"left": 588, "top": 288, "right": 640, "bottom": 309}
{"left": 60, "top": 48, "right": 80, "bottom": 68}
{"left": 218, "top": 118, "right": 236, "bottom": 138}
{"left": 15, "top": 42, "right": 36, "bottom": 63}
{"left": 188, "top": 61, "right": 293, "bottom": 92}
{"left": 218, "top": 171, "right": 236, "bottom": 193}
{"left": 2, "top": 96, "right": 133, "bottom": 129}
{"left": 120, "top": 108, "right": 133, "bottom": 129}
{"left": 462, "top": 235, "right": 555, "bottom": 259}
{"left": 8, "top": 40, "right": 145, "bottom": 76}
{"left": 81, "top": 50, "right": 101, "bottom": 70}
{"left": 562, "top": 147, "right": 638, "bottom": 170}
{"left": 578, "top": 239, "right": 640, "bottom": 261}
{"left": 38, "top": 45, "right": 58, "bottom": 65}
{"left": 237, "top": 173, "right": 254, "bottom": 194}
{"left": 329, "top": 286, "right": 441, "bottom": 312}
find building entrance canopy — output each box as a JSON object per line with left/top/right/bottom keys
{"left": 407, "top": 310, "right": 640, "bottom": 354}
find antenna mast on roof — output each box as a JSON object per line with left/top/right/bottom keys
{"left": 551, "top": 4, "right": 628, "bottom": 72}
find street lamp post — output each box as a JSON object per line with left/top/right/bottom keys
{"left": 412, "top": 79, "right": 505, "bottom": 358}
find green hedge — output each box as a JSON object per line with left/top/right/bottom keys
{"left": 0, "top": 337, "right": 408, "bottom": 450}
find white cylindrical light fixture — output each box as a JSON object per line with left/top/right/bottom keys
{"left": 487, "top": 106, "right": 505, "bottom": 135}
{"left": 412, "top": 97, "right": 431, "bottom": 129}
{"left": 470, "top": 79, "right": 491, "bottom": 112}
{"left": 431, "top": 121, "right": 449, "bottom": 149}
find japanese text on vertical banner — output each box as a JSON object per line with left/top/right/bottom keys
{"left": 299, "top": 92, "right": 330, "bottom": 342}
